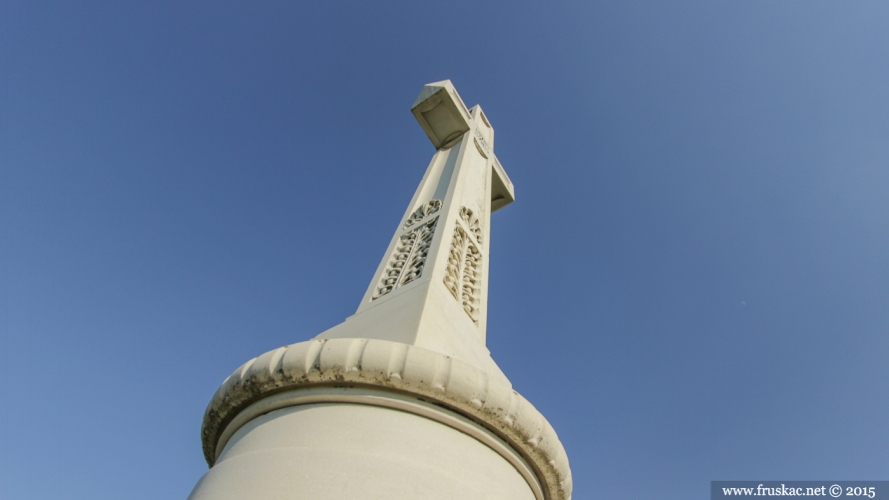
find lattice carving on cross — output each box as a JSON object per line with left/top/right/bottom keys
{"left": 403, "top": 200, "right": 442, "bottom": 229}
{"left": 444, "top": 207, "right": 483, "bottom": 323}
{"left": 458, "top": 207, "right": 483, "bottom": 246}
{"left": 373, "top": 200, "right": 442, "bottom": 299}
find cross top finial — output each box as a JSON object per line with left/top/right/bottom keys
{"left": 411, "top": 80, "right": 514, "bottom": 210}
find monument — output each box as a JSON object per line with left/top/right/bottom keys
{"left": 187, "top": 80, "right": 572, "bottom": 500}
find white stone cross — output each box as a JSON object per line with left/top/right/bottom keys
{"left": 317, "top": 80, "right": 515, "bottom": 382}
{"left": 190, "top": 81, "right": 571, "bottom": 500}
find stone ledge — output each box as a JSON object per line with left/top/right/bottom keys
{"left": 201, "top": 337, "right": 573, "bottom": 500}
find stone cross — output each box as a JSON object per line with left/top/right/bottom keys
{"left": 189, "top": 80, "right": 571, "bottom": 500}
{"left": 316, "top": 80, "right": 515, "bottom": 382}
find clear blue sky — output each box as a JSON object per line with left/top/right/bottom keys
{"left": 2, "top": 2, "right": 887, "bottom": 499}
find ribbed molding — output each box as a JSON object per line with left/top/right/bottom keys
{"left": 201, "top": 338, "right": 572, "bottom": 500}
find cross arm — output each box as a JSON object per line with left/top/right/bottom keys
{"left": 411, "top": 80, "right": 514, "bottom": 212}
{"left": 491, "top": 155, "right": 514, "bottom": 212}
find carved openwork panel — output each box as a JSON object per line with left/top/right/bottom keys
{"left": 444, "top": 207, "right": 483, "bottom": 323}
{"left": 460, "top": 241, "right": 481, "bottom": 322}
{"left": 404, "top": 200, "right": 442, "bottom": 229}
{"left": 443, "top": 226, "right": 466, "bottom": 299}
{"left": 458, "top": 207, "right": 483, "bottom": 245}
{"left": 400, "top": 218, "right": 436, "bottom": 286}
{"left": 373, "top": 200, "right": 442, "bottom": 300}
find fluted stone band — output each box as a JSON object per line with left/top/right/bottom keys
{"left": 201, "top": 337, "right": 572, "bottom": 500}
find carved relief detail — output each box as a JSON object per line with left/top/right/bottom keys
{"left": 400, "top": 218, "right": 436, "bottom": 286}
{"left": 473, "top": 128, "right": 490, "bottom": 159}
{"left": 444, "top": 207, "right": 484, "bottom": 323}
{"left": 461, "top": 242, "right": 482, "bottom": 323}
{"left": 443, "top": 226, "right": 466, "bottom": 299}
{"left": 459, "top": 207, "right": 483, "bottom": 246}
{"left": 373, "top": 200, "right": 442, "bottom": 300}
{"left": 404, "top": 200, "right": 442, "bottom": 229}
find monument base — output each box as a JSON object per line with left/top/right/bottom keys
{"left": 188, "top": 387, "right": 538, "bottom": 500}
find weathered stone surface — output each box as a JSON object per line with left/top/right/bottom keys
{"left": 201, "top": 338, "right": 572, "bottom": 500}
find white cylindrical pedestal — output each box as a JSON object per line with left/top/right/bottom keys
{"left": 193, "top": 339, "right": 571, "bottom": 500}
{"left": 188, "top": 389, "right": 538, "bottom": 499}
